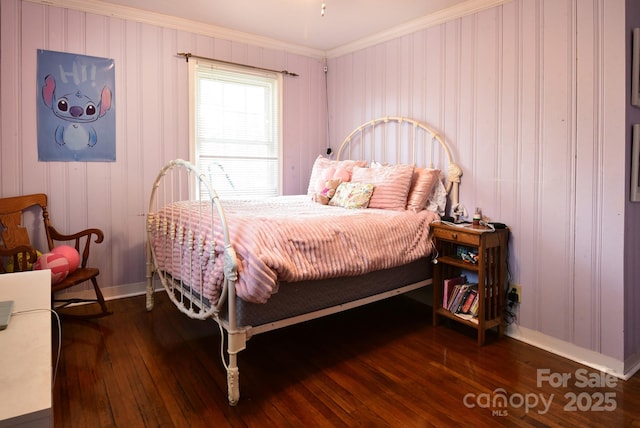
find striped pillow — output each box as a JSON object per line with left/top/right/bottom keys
{"left": 351, "top": 164, "right": 415, "bottom": 211}
{"left": 406, "top": 168, "right": 441, "bottom": 212}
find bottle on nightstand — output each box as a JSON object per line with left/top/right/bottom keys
{"left": 472, "top": 208, "right": 482, "bottom": 227}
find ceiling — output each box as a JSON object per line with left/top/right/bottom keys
{"left": 94, "top": 0, "right": 469, "bottom": 52}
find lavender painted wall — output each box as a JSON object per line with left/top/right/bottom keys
{"left": 0, "top": 0, "right": 327, "bottom": 293}
{"left": 626, "top": 0, "right": 640, "bottom": 366}
{"left": 327, "top": 0, "right": 631, "bottom": 367}
{"left": 1, "top": 0, "right": 638, "bottom": 375}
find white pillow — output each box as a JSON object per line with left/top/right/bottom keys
{"left": 426, "top": 177, "right": 447, "bottom": 216}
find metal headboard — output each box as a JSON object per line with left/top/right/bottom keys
{"left": 335, "top": 116, "right": 462, "bottom": 218}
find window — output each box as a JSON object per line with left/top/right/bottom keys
{"left": 189, "top": 59, "right": 282, "bottom": 200}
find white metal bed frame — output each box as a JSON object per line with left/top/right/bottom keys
{"left": 145, "top": 116, "right": 462, "bottom": 405}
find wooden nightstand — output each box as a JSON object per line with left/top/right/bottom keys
{"left": 431, "top": 222, "right": 509, "bottom": 345}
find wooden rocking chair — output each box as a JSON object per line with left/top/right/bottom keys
{"left": 0, "top": 193, "right": 110, "bottom": 317}
{"left": 0, "top": 245, "right": 38, "bottom": 274}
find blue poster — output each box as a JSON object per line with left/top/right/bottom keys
{"left": 37, "top": 49, "right": 115, "bottom": 162}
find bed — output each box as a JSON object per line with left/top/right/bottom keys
{"left": 145, "top": 116, "right": 463, "bottom": 405}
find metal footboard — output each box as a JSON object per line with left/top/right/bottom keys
{"left": 146, "top": 158, "right": 243, "bottom": 405}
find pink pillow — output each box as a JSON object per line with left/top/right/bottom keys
{"left": 306, "top": 156, "right": 368, "bottom": 196}
{"left": 406, "top": 168, "right": 441, "bottom": 212}
{"left": 351, "top": 163, "right": 415, "bottom": 210}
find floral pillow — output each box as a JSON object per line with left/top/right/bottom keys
{"left": 426, "top": 178, "right": 448, "bottom": 216}
{"left": 328, "top": 182, "right": 375, "bottom": 209}
{"left": 351, "top": 163, "right": 415, "bottom": 211}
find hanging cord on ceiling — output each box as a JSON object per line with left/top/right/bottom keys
{"left": 324, "top": 60, "right": 332, "bottom": 157}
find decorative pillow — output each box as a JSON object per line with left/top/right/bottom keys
{"left": 306, "top": 156, "right": 368, "bottom": 196}
{"left": 328, "top": 182, "right": 374, "bottom": 209}
{"left": 351, "top": 163, "right": 415, "bottom": 210}
{"left": 426, "top": 178, "right": 448, "bottom": 216}
{"left": 311, "top": 179, "right": 342, "bottom": 205}
{"left": 370, "top": 160, "right": 387, "bottom": 168}
{"left": 406, "top": 168, "right": 441, "bottom": 212}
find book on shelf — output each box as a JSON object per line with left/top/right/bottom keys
{"left": 443, "top": 276, "right": 466, "bottom": 309}
{"left": 460, "top": 288, "right": 478, "bottom": 314}
{"left": 469, "top": 293, "right": 480, "bottom": 317}
{"left": 447, "top": 284, "right": 465, "bottom": 312}
{"left": 445, "top": 283, "right": 479, "bottom": 318}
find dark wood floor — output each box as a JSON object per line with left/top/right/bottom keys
{"left": 53, "top": 292, "right": 640, "bottom": 427}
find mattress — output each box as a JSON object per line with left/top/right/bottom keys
{"left": 222, "top": 258, "right": 432, "bottom": 327}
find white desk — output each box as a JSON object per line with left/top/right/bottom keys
{"left": 0, "top": 270, "right": 52, "bottom": 427}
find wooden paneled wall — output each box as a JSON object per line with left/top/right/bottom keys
{"left": 1, "top": 0, "right": 637, "bottom": 373}
{"left": 0, "top": 0, "right": 327, "bottom": 293}
{"left": 327, "top": 0, "right": 629, "bottom": 365}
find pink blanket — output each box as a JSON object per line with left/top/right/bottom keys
{"left": 149, "top": 195, "right": 439, "bottom": 304}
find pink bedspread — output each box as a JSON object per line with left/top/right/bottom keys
{"left": 149, "top": 195, "right": 439, "bottom": 304}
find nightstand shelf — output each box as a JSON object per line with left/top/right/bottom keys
{"left": 433, "top": 256, "right": 480, "bottom": 271}
{"left": 431, "top": 222, "right": 509, "bottom": 345}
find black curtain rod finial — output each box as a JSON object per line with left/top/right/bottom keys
{"left": 178, "top": 52, "right": 192, "bottom": 62}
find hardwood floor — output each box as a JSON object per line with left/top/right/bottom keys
{"left": 53, "top": 292, "right": 640, "bottom": 427}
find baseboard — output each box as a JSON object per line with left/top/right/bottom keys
{"left": 624, "top": 351, "right": 640, "bottom": 379}
{"left": 506, "top": 323, "right": 631, "bottom": 380}
{"left": 61, "top": 281, "right": 637, "bottom": 380}
{"left": 55, "top": 281, "right": 151, "bottom": 303}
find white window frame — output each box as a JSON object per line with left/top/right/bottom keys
{"left": 188, "top": 58, "right": 283, "bottom": 200}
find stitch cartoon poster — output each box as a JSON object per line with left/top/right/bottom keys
{"left": 37, "top": 49, "right": 115, "bottom": 161}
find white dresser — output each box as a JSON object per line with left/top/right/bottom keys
{"left": 0, "top": 270, "right": 52, "bottom": 427}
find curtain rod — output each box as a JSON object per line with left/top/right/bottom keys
{"left": 177, "top": 52, "right": 299, "bottom": 77}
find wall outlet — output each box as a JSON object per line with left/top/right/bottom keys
{"left": 508, "top": 284, "right": 521, "bottom": 304}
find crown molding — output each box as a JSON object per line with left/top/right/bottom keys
{"left": 326, "top": 0, "right": 512, "bottom": 58}
{"left": 25, "top": 0, "right": 511, "bottom": 60}
{"left": 23, "top": 0, "right": 327, "bottom": 59}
